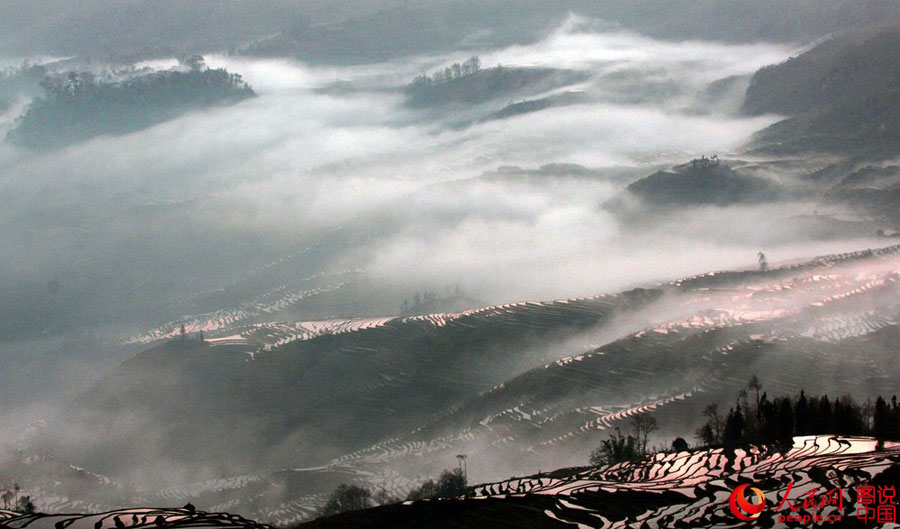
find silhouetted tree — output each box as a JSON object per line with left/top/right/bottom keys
{"left": 696, "top": 380, "right": 900, "bottom": 449}
{"left": 776, "top": 397, "right": 794, "bottom": 446}
{"left": 18, "top": 496, "right": 35, "bottom": 514}
{"left": 373, "top": 488, "right": 400, "bottom": 506}
{"left": 723, "top": 407, "right": 745, "bottom": 448}
{"left": 436, "top": 468, "right": 466, "bottom": 498}
{"left": 817, "top": 395, "right": 833, "bottom": 434}
{"left": 874, "top": 396, "right": 889, "bottom": 439}
{"left": 591, "top": 427, "right": 638, "bottom": 465}
{"left": 698, "top": 403, "right": 723, "bottom": 445}
{"left": 672, "top": 437, "right": 689, "bottom": 452}
{"left": 406, "top": 480, "right": 437, "bottom": 501}
{"left": 631, "top": 415, "right": 658, "bottom": 455}
{"left": 748, "top": 375, "right": 762, "bottom": 431}
{"left": 795, "top": 390, "right": 810, "bottom": 435}
{"left": 406, "top": 467, "right": 466, "bottom": 500}
{"left": 321, "top": 484, "right": 372, "bottom": 516}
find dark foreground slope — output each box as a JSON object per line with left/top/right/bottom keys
{"left": 0, "top": 507, "right": 270, "bottom": 529}
{"left": 299, "top": 436, "right": 900, "bottom": 529}
{"left": 7, "top": 438, "right": 895, "bottom": 529}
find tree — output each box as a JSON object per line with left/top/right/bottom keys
{"left": 775, "top": 397, "right": 794, "bottom": 446}
{"left": 795, "top": 390, "right": 810, "bottom": 435}
{"left": 463, "top": 56, "right": 481, "bottom": 75}
{"left": 695, "top": 422, "right": 715, "bottom": 446}
{"left": 723, "top": 407, "right": 745, "bottom": 447}
{"left": 700, "top": 403, "right": 723, "bottom": 445}
{"left": 862, "top": 398, "right": 874, "bottom": 432}
{"left": 373, "top": 488, "right": 400, "bottom": 506}
{"left": 436, "top": 468, "right": 466, "bottom": 498}
{"left": 321, "top": 484, "right": 372, "bottom": 516}
{"left": 180, "top": 55, "right": 206, "bottom": 72}
{"left": 816, "top": 395, "right": 833, "bottom": 433}
{"left": 758, "top": 393, "right": 776, "bottom": 444}
{"left": 874, "top": 396, "right": 889, "bottom": 439}
{"left": 17, "top": 495, "right": 35, "bottom": 514}
{"left": 1, "top": 490, "right": 12, "bottom": 510}
{"left": 407, "top": 468, "right": 467, "bottom": 501}
{"left": 590, "top": 427, "right": 638, "bottom": 465}
{"left": 748, "top": 375, "right": 762, "bottom": 429}
{"left": 406, "top": 480, "right": 437, "bottom": 501}
{"left": 672, "top": 437, "right": 689, "bottom": 452}
{"left": 631, "top": 415, "right": 658, "bottom": 455}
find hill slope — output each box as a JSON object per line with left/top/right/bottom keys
{"left": 744, "top": 25, "right": 900, "bottom": 156}
{"left": 21, "top": 243, "right": 898, "bottom": 525}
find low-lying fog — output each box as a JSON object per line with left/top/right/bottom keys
{"left": 0, "top": 17, "right": 883, "bottom": 410}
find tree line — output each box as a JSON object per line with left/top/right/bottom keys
{"left": 410, "top": 56, "right": 481, "bottom": 89}
{"left": 696, "top": 375, "right": 900, "bottom": 449}
{"left": 319, "top": 467, "right": 467, "bottom": 517}
{"left": 589, "top": 376, "right": 900, "bottom": 468}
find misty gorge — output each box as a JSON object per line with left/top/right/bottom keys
{"left": 1, "top": 2, "right": 899, "bottom": 528}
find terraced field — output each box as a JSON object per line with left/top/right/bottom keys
{"left": 0, "top": 507, "right": 270, "bottom": 529}
{"left": 300, "top": 436, "right": 900, "bottom": 528}
{"left": 13, "top": 244, "right": 900, "bottom": 525}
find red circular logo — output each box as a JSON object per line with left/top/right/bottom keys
{"left": 729, "top": 484, "right": 767, "bottom": 521}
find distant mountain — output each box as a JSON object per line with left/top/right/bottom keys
{"left": 241, "top": 2, "right": 567, "bottom": 65}
{"left": 744, "top": 25, "right": 900, "bottom": 156}
{"left": 7, "top": 1, "right": 900, "bottom": 63}
{"left": 0, "top": 0, "right": 403, "bottom": 60}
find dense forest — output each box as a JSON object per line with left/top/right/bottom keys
{"left": 7, "top": 57, "right": 254, "bottom": 149}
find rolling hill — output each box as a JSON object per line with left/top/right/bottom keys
{"left": 744, "top": 25, "right": 900, "bottom": 157}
